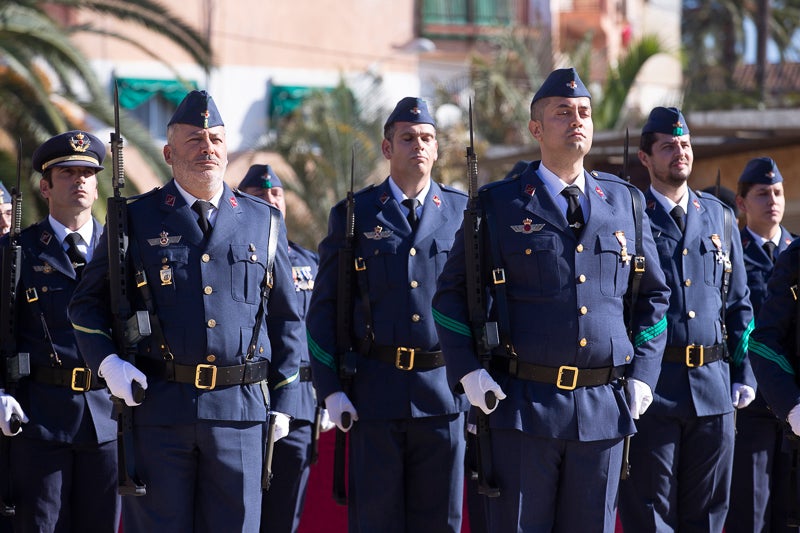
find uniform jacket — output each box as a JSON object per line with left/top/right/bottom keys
{"left": 306, "top": 178, "right": 470, "bottom": 420}
{"left": 69, "top": 180, "right": 302, "bottom": 424}
{"left": 432, "top": 161, "right": 670, "bottom": 442}
{"left": 644, "top": 188, "right": 755, "bottom": 418}
{"left": 1, "top": 217, "right": 116, "bottom": 444}
{"left": 740, "top": 227, "right": 794, "bottom": 417}
{"left": 289, "top": 241, "right": 318, "bottom": 424}
{"left": 750, "top": 239, "right": 800, "bottom": 420}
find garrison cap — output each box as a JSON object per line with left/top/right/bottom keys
{"left": 531, "top": 68, "right": 591, "bottom": 106}
{"left": 239, "top": 164, "right": 282, "bottom": 190}
{"left": 738, "top": 157, "right": 783, "bottom": 185}
{"left": 32, "top": 130, "right": 106, "bottom": 173}
{"left": 168, "top": 90, "right": 224, "bottom": 129}
{"left": 384, "top": 97, "right": 436, "bottom": 129}
{"left": 0, "top": 182, "right": 9, "bottom": 204}
{"left": 642, "top": 106, "right": 690, "bottom": 136}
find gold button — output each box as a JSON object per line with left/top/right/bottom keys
{"left": 578, "top": 274, "right": 586, "bottom": 283}
{"left": 41, "top": 286, "right": 48, "bottom": 293}
{"left": 576, "top": 244, "right": 584, "bottom": 253}
{"left": 250, "top": 254, "right": 258, "bottom": 262}
{"left": 579, "top": 306, "right": 588, "bottom": 315}
{"left": 410, "top": 280, "right": 419, "bottom": 288}
{"left": 207, "top": 319, "right": 217, "bottom": 327}
{"left": 684, "top": 279, "right": 691, "bottom": 287}
{"left": 162, "top": 257, "right": 169, "bottom": 264}
{"left": 259, "top": 346, "right": 265, "bottom": 354}
{"left": 688, "top": 311, "right": 696, "bottom": 319}
{"left": 525, "top": 249, "right": 532, "bottom": 255}
{"left": 579, "top": 338, "right": 588, "bottom": 347}
{"left": 204, "top": 286, "right": 213, "bottom": 295}
{"left": 682, "top": 248, "right": 689, "bottom": 256}
{"left": 410, "top": 248, "right": 417, "bottom": 256}
{"left": 411, "top": 314, "right": 420, "bottom": 322}
{"left": 202, "top": 253, "right": 211, "bottom": 263}
{"left": 625, "top": 355, "right": 631, "bottom": 362}
{"left": 206, "top": 354, "right": 216, "bottom": 363}
{"left": 374, "top": 250, "right": 379, "bottom": 256}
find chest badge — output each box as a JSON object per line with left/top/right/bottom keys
{"left": 147, "top": 231, "right": 182, "bottom": 247}
{"left": 511, "top": 218, "right": 544, "bottom": 234}
{"left": 364, "top": 226, "right": 392, "bottom": 240}
{"left": 160, "top": 265, "right": 173, "bottom": 286}
{"left": 614, "top": 231, "right": 630, "bottom": 264}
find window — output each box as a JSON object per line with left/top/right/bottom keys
{"left": 422, "top": 0, "right": 516, "bottom": 27}
{"left": 115, "top": 78, "right": 197, "bottom": 140}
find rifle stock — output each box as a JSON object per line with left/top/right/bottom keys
{"left": 108, "top": 84, "right": 146, "bottom": 496}
{"left": 463, "top": 101, "right": 500, "bottom": 498}
{"left": 333, "top": 148, "right": 358, "bottom": 505}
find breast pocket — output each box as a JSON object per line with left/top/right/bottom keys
{"left": 700, "top": 237, "right": 723, "bottom": 287}
{"left": 360, "top": 237, "right": 401, "bottom": 291}
{"left": 142, "top": 245, "right": 189, "bottom": 307}
{"left": 597, "top": 234, "right": 630, "bottom": 297}
{"left": 432, "top": 238, "right": 454, "bottom": 273}
{"left": 502, "top": 234, "right": 561, "bottom": 297}
{"left": 230, "top": 244, "right": 267, "bottom": 304}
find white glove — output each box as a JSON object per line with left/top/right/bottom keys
{"left": 325, "top": 391, "right": 358, "bottom": 432}
{"left": 731, "top": 383, "right": 756, "bottom": 409}
{"left": 625, "top": 378, "right": 653, "bottom": 419}
{"left": 460, "top": 369, "right": 506, "bottom": 415}
{"left": 99, "top": 354, "right": 148, "bottom": 406}
{"left": 271, "top": 412, "right": 291, "bottom": 442}
{"left": 319, "top": 408, "right": 336, "bottom": 433}
{"left": 0, "top": 389, "right": 27, "bottom": 436}
{"left": 789, "top": 404, "right": 800, "bottom": 437}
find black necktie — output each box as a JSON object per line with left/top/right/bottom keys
{"left": 64, "top": 232, "right": 86, "bottom": 277}
{"left": 763, "top": 241, "right": 777, "bottom": 263}
{"left": 402, "top": 198, "right": 420, "bottom": 231}
{"left": 670, "top": 205, "right": 686, "bottom": 233}
{"left": 192, "top": 200, "right": 213, "bottom": 237}
{"left": 561, "top": 186, "right": 584, "bottom": 238}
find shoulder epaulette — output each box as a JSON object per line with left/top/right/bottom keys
{"left": 127, "top": 186, "right": 161, "bottom": 203}
{"left": 438, "top": 183, "right": 468, "bottom": 197}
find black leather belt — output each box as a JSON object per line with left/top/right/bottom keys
{"left": 31, "top": 365, "right": 104, "bottom": 392}
{"left": 491, "top": 358, "right": 624, "bottom": 390}
{"left": 364, "top": 345, "right": 445, "bottom": 371}
{"left": 299, "top": 365, "right": 312, "bottom": 382}
{"left": 663, "top": 344, "right": 726, "bottom": 367}
{"left": 137, "top": 358, "right": 269, "bottom": 390}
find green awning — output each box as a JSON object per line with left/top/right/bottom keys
{"left": 269, "top": 85, "right": 333, "bottom": 120}
{"left": 115, "top": 78, "right": 197, "bottom": 110}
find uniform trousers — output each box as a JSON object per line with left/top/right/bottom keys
{"left": 348, "top": 413, "right": 465, "bottom": 533}
{"left": 619, "top": 410, "right": 734, "bottom": 532}
{"left": 488, "top": 428, "right": 623, "bottom": 533}
{"left": 10, "top": 436, "right": 119, "bottom": 533}
{"left": 261, "top": 420, "right": 312, "bottom": 533}
{"left": 123, "top": 421, "right": 263, "bottom": 533}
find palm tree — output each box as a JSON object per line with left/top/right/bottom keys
{"left": 265, "top": 79, "right": 387, "bottom": 250}
{"left": 0, "top": 0, "right": 212, "bottom": 224}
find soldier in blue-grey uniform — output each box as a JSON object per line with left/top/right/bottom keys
{"left": 727, "top": 157, "right": 797, "bottom": 533}
{"left": 0, "top": 181, "right": 11, "bottom": 235}
{"left": 433, "top": 68, "right": 670, "bottom": 532}
{"left": 618, "top": 107, "right": 756, "bottom": 532}
{"left": 306, "top": 97, "right": 470, "bottom": 532}
{"left": 69, "top": 90, "right": 303, "bottom": 533}
{"left": 0, "top": 131, "right": 120, "bottom": 532}
{"left": 238, "top": 163, "right": 332, "bottom": 533}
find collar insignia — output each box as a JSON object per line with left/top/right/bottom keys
{"left": 165, "top": 194, "right": 176, "bottom": 207}
{"left": 432, "top": 195, "right": 441, "bottom": 207}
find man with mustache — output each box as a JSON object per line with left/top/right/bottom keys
{"left": 69, "top": 90, "right": 303, "bottom": 532}
{"left": 618, "top": 107, "right": 756, "bottom": 532}
{"left": 0, "top": 131, "right": 119, "bottom": 531}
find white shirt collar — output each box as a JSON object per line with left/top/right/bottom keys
{"left": 173, "top": 180, "right": 224, "bottom": 224}
{"left": 49, "top": 215, "right": 94, "bottom": 261}
{"left": 388, "top": 177, "right": 431, "bottom": 207}
{"left": 649, "top": 186, "right": 689, "bottom": 214}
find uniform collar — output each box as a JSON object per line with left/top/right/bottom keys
{"left": 649, "top": 185, "right": 688, "bottom": 214}
{"left": 387, "top": 176, "right": 431, "bottom": 207}
{"left": 173, "top": 180, "right": 224, "bottom": 224}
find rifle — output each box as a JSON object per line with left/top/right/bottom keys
{"left": 463, "top": 100, "right": 500, "bottom": 498}
{"left": 0, "top": 143, "right": 31, "bottom": 516}
{"left": 310, "top": 405, "right": 322, "bottom": 465}
{"left": 333, "top": 148, "right": 358, "bottom": 505}
{"left": 108, "top": 83, "right": 147, "bottom": 497}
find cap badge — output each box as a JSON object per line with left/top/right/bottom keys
{"left": 672, "top": 121, "right": 684, "bottom": 136}
{"left": 69, "top": 133, "right": 90, "bottom": 153}
{"left": 567, "top": 80, "right": 577, "bottom": 89}
{"left": 410, "top": 107, "right": 421, "bottom": 116}
{"left": 202, "top": 109, "right": 210, "bottom": 128}
{"left": 767, "top": 171, "right": 775, "bottom": 178}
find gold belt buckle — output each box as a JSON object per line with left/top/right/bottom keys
{"left": 195, "top": 364, "right": 218, "bottom": 389}
{"left": 686, "top": 344, "right": 704, "bottom": 367}
{"left": 71, "top": 367, "right": 92, "bottom": 392}
{"left": 557, "top": 365, "right": 579, "bottom": 390}
{"left": 395, "top": 347, "right": 415, "bottom": 371}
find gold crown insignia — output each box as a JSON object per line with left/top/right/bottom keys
{"left": 69, "top": 133, "right": 90, "bottom": 153}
